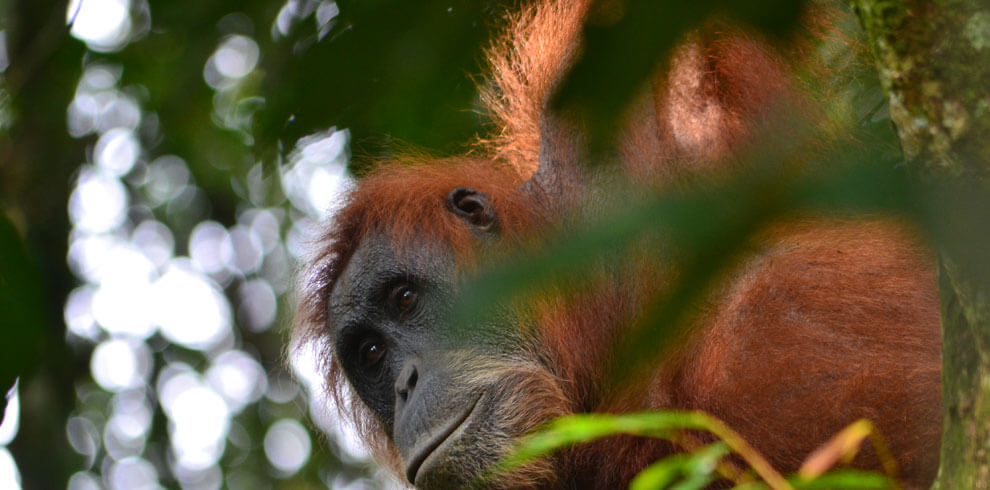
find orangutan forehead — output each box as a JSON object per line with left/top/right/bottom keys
{"left": 332, "top": 229, "right": 453, "bottom": 292}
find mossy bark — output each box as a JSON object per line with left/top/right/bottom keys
{"left": 850, "top": 0, "right": 990, "bottom": 488}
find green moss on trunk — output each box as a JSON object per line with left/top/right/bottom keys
{"left": 851, "top": 0, "right": 990, "bottom": 178}
{"left": 851, "top": 0, "right": 990, "bottom": 488}
{"left": 936, "top": 259, "right": 990, "bottom": 489}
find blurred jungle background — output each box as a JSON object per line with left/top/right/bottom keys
{"left": 0, "top": 0, "right": 988, "bottom": 489}
{"left": 0, "top": 0, "right": 513, "bottom": 488}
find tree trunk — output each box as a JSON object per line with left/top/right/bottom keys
{"left": 1, "top": 1, "right": 87, "bottom": 487}
{"left": 851, "top": 0, "right": 990, "bottom": 487}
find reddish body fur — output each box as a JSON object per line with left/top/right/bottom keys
{"left": 560, "top": 221, "right": 941, "bottom": 487}
{"left": 298, "top": 0, "right": 942, "bottom": 488}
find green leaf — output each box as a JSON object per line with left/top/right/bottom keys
{"left": 630, "top": 454, "right": 693, "bottom": 490}
{"left": 630, "top": 442, "right": 729, "bottom": 490}
{"left": 255, "top": 0, "right": 502, "bottom": 160}
{"left": 503, "top": 411, "right": 713, "bottom": 469}
{"left": 670, "top": 473, "right": 718, "bottom": 490}
{"left": 791, "top": 469, "right": 893, "bottom": 489}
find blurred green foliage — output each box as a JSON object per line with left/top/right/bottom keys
{"left": 255, "top": 0, "right": 507, "bottom": 161}
{"left": 1, "top": 0, "right": 529, "bottom": 488}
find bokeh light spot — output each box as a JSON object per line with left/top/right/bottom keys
{"left": 291, "top": 342, "right": 371, "bottom": 462}
{"left": 65, "top": 286, "right": 100, "bottom": 341}
{"left": 107, "top": 456, "right": 158, "bottom": 490}
{"left": 227, "top": 225, "right": 263, "bottom": 274}
{"left": 188, "top": 222, "right": 231, "bottom": 275}
{"left": 69, "top": 167, "right": 128, "bottom": 234}
{"left": 95, "top": 128, "right": 140, "bottom": 176}
{"left": 0, "top": 449, "right": 21, "bottom": 490}
{"left": 285, "top": 218, "right": 315, "bottom": 260}
{"left": 143, "top": 155, "right": 190, "bottom": 206}
{"left": 104, "top": 390, "right": 152, "bottom": 460}
{"left": 90, "top": 339, "right": 151, "bottom": 392}
{"left": 67, "top": 234, "right": 125, "bottom": 284}
{"left": 240, "top": 208, "right": 281, "bottom": 253}
{"left": 206, "top": 350, "right": 267, "bottom": 413}
{"left": 166, "top": 383, "right": 230, "bottom": 471}
{"left": 316, "top": 1, "right": 340, "bottom": 34}
{"left": 174, "top": 464, "right": 222, "bottom": 490}
{"left": 68, "top": 471, "right": 101, "bottom": 490}
{"left": 67, "top": 0, "right": 133, "bottom": 52}
{"left": 281, "top": 129, "right": 352, "bottom": 217}
{"left": 66, "top": 416, "right": 102, "bottom": 467}
{"left": 131, "top": 220, "right": 175, "bottom": 269}
{"left": 0, "top": 382, "right": 19, "bottom": 445}
{"left": 213, "top": 35, "right": 260, "bottom": 79}
{"left": 67, "top": 68, "right": 141, "bottom": 138}
{"left": 154, "top": 259, "right": 232, "bottom": 350}
{"left": 91, "top": 243, "right": 157, "bottom": 338}
{"left": 0, "top": 31, "right": 9, "bottom": 73}
{"left": 237, "top": 279, "right": 277, "bottom": 332}
{"left": 263, "top": 419, "right": 311, "bottom": 475}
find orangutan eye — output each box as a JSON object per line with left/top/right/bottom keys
{"left": 358, "top": 337, "right": 386, "bottom": 367}
{"left": 389, "top": 284, "right": 417, "bottom": 313}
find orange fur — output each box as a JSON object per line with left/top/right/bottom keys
{"left": 681, "top": 220, "right": 941, "bottom": 485}
{"left": 479, "top": 0, "right": 820, "bottom": 181}
{"left": 480, "top": 0, "right": 592, "bottom": 177}
{"left": 296, "top": 1, "right": 942, "bottom": 488}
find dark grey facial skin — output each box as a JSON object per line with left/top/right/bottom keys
{"left": 329, "top": 231, "right": 511, "bottom": 487}
{"left": 327, "top": 187, "right": 550, "bottom": 488}
{"left": 328, "top": 198, "right": 544, "bottom": 488}
{"left": 329, "top": 232, "right": 458, "bottom": 437}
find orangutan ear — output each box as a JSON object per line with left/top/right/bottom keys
{"left": 519, "top": 109, "right": 587, "bottom": 217}
{"left": 445, "top": 187, "right": 498, "bottom": 233}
